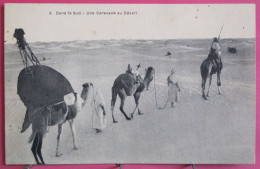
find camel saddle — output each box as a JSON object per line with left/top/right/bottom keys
{"left": 208, "top": 52, "right": 222, "bottom": 70}
{"left": 118, "top": 73, "right": 140, "bottom": 96}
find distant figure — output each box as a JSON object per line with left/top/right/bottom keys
{"left": 81, "top": 83, "right": 106, "bottom": 133}
{"left": 165, "top": 51, "right": 171, "bottom": 56}
{"left": 167, "top": 67, "right": 180, "bottom": 108}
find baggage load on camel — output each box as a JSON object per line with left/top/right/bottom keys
{"left": 117, "top": 73, "right": 138, "bottom": 96}
{"left": 17, "top": 65, "right": 74, "bottom": 108}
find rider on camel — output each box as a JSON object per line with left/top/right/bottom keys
{"left": 126, "top": 63, "right": 141, "bottom": 84}
{"left": 208, "top": 37, "right": 222, "bottom": 73}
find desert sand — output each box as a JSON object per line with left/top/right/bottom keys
{"left": 4, "top": 38, "right": 255, "bottom": 164}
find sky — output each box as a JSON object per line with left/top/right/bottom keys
{"left": 4, "top": 4, "right": 255, "bottom": 43}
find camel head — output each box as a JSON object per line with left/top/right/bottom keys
{"left": 144, "top": 67, "right": 155, "bottom": 90}
{"left": 81, "top": 82, "right": 93, "bottom": 105}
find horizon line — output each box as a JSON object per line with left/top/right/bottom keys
{"left": 4, "top": 37, "right": 256, "bottom": 45}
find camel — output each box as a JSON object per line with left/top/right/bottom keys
{"left": 23, "top": 91, "right": 85, "bottom": 164}
{"left": 111, "top": 67, "right": 155, "bottom": 123}
{"left": 17, "top": 65, "right": 88, "bottom": 164}
{"left": 200, "top": 53, "right": 223, "bottom": 100}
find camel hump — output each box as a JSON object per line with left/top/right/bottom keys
{"left": 114, "top": 73, "right": 137, "bottom": 96}
{"left": 116, "top": 73, "right": 136, "bottom": 87}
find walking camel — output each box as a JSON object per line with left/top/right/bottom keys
{"left": 111, "top": 67, "right": 155, "bottom": 123}
{"left": 200, "top": 54, "right": 223, "bottom": 100}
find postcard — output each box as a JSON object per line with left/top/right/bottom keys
{"left": 4, "top": 3, "right": 255, "bottom": 164}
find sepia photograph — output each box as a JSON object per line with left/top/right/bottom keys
{"left": 4, "top": 4, "right": 255, "bottom": 164}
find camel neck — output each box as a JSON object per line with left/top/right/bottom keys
{"left": 143, "top": 76, "right": 150, "bottom": 87}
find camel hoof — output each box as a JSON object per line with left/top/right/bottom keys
{"left": 138, "top": 111, "right": 143, "bottom": 115}
{"left": 126, "top": 117, "right": 131, "bottom": 121}
{"left": 73, "top": 146, "right": 78, "bottom": 150}
{"left": 206, "top": 94, "right": 209, "bottom": 97}
{"left": 95, "top": 129, "right": 102, "bottom": 133}
{"left": 113, "top": 120, "right": 118, "bottom": 123}
{"left": 219, "top": 93, "right": 222, "bottom": 95}
{"left": 202, "top": 96, "right": 207, "bottom": 100}
{"left": 56, "top": 153, "right": 63, "bottom": 157}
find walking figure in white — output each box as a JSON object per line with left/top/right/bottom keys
{"left": 167, "top": 67, "right": 180, "bottom": 108}
{"left": 81, "top": 83, "right": 107, "bottom": 133}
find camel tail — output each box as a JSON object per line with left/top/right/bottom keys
{"left": 28, "top": 132, "right": 36, "bottom": 143}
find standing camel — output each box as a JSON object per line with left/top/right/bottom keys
{"left": 200, "top": 55, "right": 223, "bottom": 100}
{"left": 18, "top": 65, "right": 88, "bottom": 164}
{"left": 111, "top": 67, "right": 155, "bottom": 123}
{"left": 29, "top": 92, "right": 84, "bottom": 164}
{"left": 21, "top": 90, "right": 87, "bottom": 164}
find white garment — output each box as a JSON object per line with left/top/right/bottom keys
{"left": 212, "top": 42, "right": 221, "bottom": 55}
{"left": 132, "top": 69, "right": 139, "bottom": 76}
{"left": 167, "top": 74, "right": 179, "bottom": 103}
{"left": 91, "top": 88, "right": 106, "bottom": 130}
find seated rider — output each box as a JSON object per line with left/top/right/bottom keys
{"left": 126, "top": 63, "right": 141, "bottom": 84}
{"left": 208, "top": 37, "right": 221, "bottom": 72}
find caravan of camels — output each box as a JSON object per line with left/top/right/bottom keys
{"left": 13, "top": 28, "right": 223, "bottom": 164}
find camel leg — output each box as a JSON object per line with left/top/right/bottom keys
{"left": 36, "top": 133, "right": 45, "bottom": 164}
{"left": 202, "top": 64, "right": 212, "bottom": 100}
{"left": 68, "top": 119, "right": 78, "bottom": 150}
{"left": 111, "top": 87, "right": 118, "bottom": 123}
{"left": 118, "top": 90, "right": 131, "bottom": 121}
{"left": 206, "top": 75, "right": 212, "bottom": 97}
{"left": 111, "top": 105, "right": 117, "bottom": 123}
{"left": 56, "top": 124, "right": 63, "bottom": 157}
{"left": 217, "top": 73, "right": 222, "bottom": 95}
{"left": 201, "top": 77, "right": 207, "bottom": 100}
{"left": 131, "top": 92, "right": 142, "bottom": 118}
{"left": 31, "top": 133, "right": 41, "bottom": 164}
